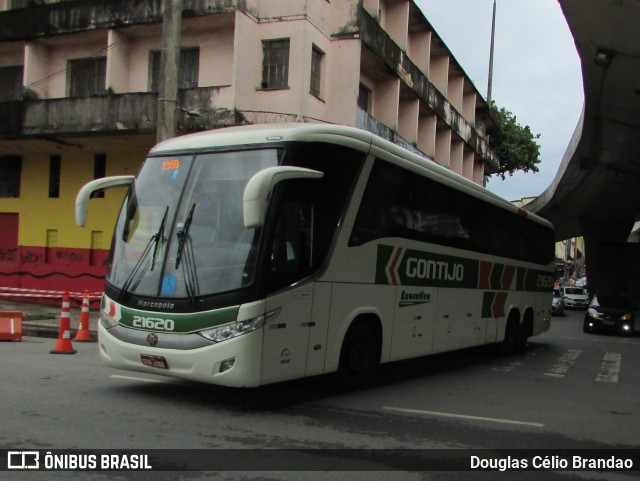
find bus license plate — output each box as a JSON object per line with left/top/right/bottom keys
{"left": 141, "top": 354, "right": 169, "bottom": 369}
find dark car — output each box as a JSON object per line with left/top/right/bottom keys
{"left": 552, "top": 288, "right": 564, "bottom": 316}
{"left": 583, "top": 294, "right": 638, "bottom": 335}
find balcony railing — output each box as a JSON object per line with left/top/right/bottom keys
{"left": 0, "top": 0, "right": 244, "bottom": 42}
{"left": 0, "top": 86, "right": 236, "bottom": 138}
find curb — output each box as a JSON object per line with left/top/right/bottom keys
{"left": 22, "top": 322, "right": 98, "bottom": 340}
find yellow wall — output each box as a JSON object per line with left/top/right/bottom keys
{"left": 2, "top": 148, "right": 147, "bottom": 250}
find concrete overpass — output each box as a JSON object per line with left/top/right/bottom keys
{"left": 527, "top": 0, "right": 640, "bottom": 301}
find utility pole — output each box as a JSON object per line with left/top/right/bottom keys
{"left": 487, "top": 0, "right": 496, "bottom": 106}
{"left": 156, "top": 0, "right": 182, "bottom": 143}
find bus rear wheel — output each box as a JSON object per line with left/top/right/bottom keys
{"left": 334, "top": 323, "right": 379, "bottom": 389}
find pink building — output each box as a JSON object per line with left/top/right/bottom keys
{"left": 0, "top": 0, "right": 498, "bottom": 297}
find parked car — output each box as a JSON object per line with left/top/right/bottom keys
{"left": 552, "top": 288, "right": 564, "bottom": 315}
{"left": 583, "top": 294, "right": 638, "bottom": 335}
{"left": 562, "top": 286, "right": 590, "bottom": 309}
{"left": 575, "top": 277, "right": 587, "bottom": 288}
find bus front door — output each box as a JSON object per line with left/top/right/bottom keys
{"left": 261, "top": 284, "right": 313, "bottom": 385}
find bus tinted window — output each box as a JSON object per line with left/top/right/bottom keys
{"left": 350, "top": 160, "right": 554, "bottom": 265}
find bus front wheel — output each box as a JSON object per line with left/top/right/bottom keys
{"left": 334, "top": 322, "right": 379, "bottom": 389}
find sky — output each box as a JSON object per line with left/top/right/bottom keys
{"left": 414, "top": 0, "right": 584, "bottom": 201}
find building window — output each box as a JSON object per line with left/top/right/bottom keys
{"left": 92, "top": 153, "right": 106, "bottom": 198}
{"left": 69, "top": 58, "right": 106, "bottom": 97}
{"left": 49, "top": 155, "right": 61, "bottom": 198}
{"left": 10, "top": 0, "right": 30, "bottom": 9}
{"left": 150, "top": 48, "right": 200, "bottom": 92}
{"left": 310, "top": 45, "right": 324, "bottom": 98}
{"left": 0, "top": 156, "right": 21, "bottom": 198}
{"left": 358, "top": 83, "right": 371, "bottom": 112}
{"left": 261, "top": 39, "right": 290, "bottom": 89}
{"left": 0, "top": 65, "right": 23, "bottom": 102}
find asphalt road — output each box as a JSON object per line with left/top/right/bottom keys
{"left": 1, "top": 309, "right": 639, "bottom": 481}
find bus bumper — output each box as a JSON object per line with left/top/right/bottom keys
{"left": 97, "top": 322, "right": 263, "bottom": 388}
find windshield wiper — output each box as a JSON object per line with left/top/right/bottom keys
{"left": 181, "top": 232, "right": 200, "bottom": 305}
{"left": 118, "top": 206, "right": 169, "bottom": 300}
{"left": 175, "top": 203, "right": 199, "bottom": 305}
{"left": 151, "top": 206, "right": 169, "bottom": 271}
{"left": 175, "top": 202, "right": 195, "bottom": 269}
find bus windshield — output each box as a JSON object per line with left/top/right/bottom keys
{"left": 107, "top": 149, "right": 279, "bottom": 299}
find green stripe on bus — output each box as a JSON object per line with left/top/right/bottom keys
{"left": 117, "top": 304, "right": 240, "bottom": 333}
{"left": 490, "top": 263, "right": 504, "bottom": 290}
{"left": 482, "top": 292, "right": 495, "bottom": 318}
{"left": 376, "top": 244, "right": 553, "bottom": 292}
{"left": 376, "top": 244, "right": 479, "bottom": 288}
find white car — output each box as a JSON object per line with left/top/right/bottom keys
{"left": 562, "top": 286, "right": 590, "bottom": 309}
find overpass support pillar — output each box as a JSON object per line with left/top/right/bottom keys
{"left": 580, "top": 217, "right": 636, "bottom": 301}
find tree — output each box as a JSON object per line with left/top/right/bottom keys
{"left": 488, "top": 101, "right": 541, "bottom": 180}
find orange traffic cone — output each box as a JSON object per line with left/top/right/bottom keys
{"left": 50, "top": 292, "right": 77, "bottom": 354}
{"left": 74, "top": 291, "right": 94, "bottom": 342}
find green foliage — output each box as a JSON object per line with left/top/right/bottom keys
{"left": 489, "top": 101, "right": 541, "bottom": 180}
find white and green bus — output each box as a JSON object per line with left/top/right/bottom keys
{"left": 76, "top": 123, "right": 555, "bottom": 388}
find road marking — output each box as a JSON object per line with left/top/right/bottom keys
{"left": 110, "top": 374, "right": 163, "bottom": 383}
{"left": 492, "top": 346, "right": 544, "bottom": 372}
{"left": 382, "top": 406, "right": 544, "bottom": 428}
{"left": 492, "top": 361, "right": 522, "bottom": 372}
{"left": 544, "top": 349, "right": 582, "bottom": 378}
{"left": 596, "top": 352, "right": 621, "bottom": 383}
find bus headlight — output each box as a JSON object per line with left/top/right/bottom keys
{"left": 198, "top": 308, "right": 279, "bottom": 343}
{"left": 620, "top": 313, "right": 631, "bottom": 322}
{"left": 199, "top": 317, "right": 263, "bottom": 343}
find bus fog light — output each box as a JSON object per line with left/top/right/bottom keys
{"left": 219, "top": 358, "right": 236, "bottom": 373}
{"left": 622, "top": 324, "right": 631, "bottom": 332}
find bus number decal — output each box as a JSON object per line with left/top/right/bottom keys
{"left": 132, "top": 315, "right": 175, "bottom": 332}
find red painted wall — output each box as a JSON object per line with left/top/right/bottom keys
{"left": 0, "top": 245, "right": 108, "bottom": 306}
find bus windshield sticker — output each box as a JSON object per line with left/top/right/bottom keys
{"left": 161, "top": 275, "right": 177, "bottom": 295}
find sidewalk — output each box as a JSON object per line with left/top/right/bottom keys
{"left": 0, "top": 299, "right": 100, "bottom": 340}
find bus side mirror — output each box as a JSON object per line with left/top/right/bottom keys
{"left": 243, "top": 166, "right": 323, "bottom": 228}
{"left": 75, "top": 175, "right": 135, "bottom": 227}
